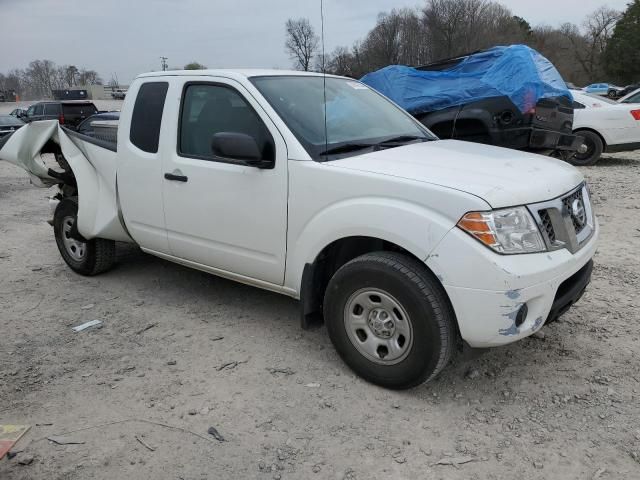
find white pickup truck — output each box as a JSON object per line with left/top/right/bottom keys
{"left": 0, "top": 70, "right": 598, "bottom": 389}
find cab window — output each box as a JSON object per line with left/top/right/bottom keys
{"left": 179, "top": 83, "right": 274, "bottom": 162}
{"left": 129, "top": 82, "right": 168, "bottom": 153}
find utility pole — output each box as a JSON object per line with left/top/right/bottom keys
{"left": 160, "top": 56, "right": 168, "bottom": 71}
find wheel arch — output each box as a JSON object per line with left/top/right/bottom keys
{"left": 574, "top": 127, "right": 607, "bottom": 149}
{"left": 298, "top": 235, "right": 457, "bottom": 337}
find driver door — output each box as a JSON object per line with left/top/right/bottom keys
{"left": 161, "top": 78, "right": 288, "bottom": 285}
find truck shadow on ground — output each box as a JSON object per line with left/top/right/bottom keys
{"left": 106, "top": 243, "right": 585, "bottom": 397}
{"left": 592, "top": 155, "right": 640, "bottom": 167}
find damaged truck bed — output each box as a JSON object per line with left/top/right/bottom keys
{"left": 0, "top": 120, "right": 130, "bottom": 243}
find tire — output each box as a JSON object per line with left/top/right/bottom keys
{"left": 607, "top": 90, "right": 617, "bottom": 99}
{"left": 570, "top": 130, "right": 603, "bottom": 166}
{"left": 323, "top": 252, "right": 456, "bottom": 389}
{"left": 53, "top": 198, "right": 116, "bottom": 276}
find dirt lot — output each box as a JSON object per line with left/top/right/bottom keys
{"left": 1, "top": 107, "right": 639, "bottom": 479}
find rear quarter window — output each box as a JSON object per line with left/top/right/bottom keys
{"left": 62, "top": 104, "right": 97, "bottom": 116}
{"left": 129, "top": 82, "right": 169, "bottom": 153}
{"left": 44, "top": 104, "right": 61, "bottom": 115}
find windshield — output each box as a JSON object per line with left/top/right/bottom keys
{"left": 621, "top": 91, "right": 640, "bottom": 104}
{"left": 250, "top": 76, "right": 436, "bottom": 161}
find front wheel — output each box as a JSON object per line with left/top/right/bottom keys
{"left": 53, "top": 199, "right": 116, "bottom": 276}
{"left": 323, "top": 252, "right": 456, "bottom": 389}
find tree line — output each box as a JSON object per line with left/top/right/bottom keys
{"left": 285, "top": 0, "right": 640, "bottom": 86}
{"left": 0, "top": 60, "right": 102, "bottom": 100}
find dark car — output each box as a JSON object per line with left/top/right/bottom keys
{"left": 76, "top": 112, "right": 120, "bottom": 137}
{"left": 0, "top": 115, "right": 25, "bottom": 138}
{"left": 620, "top": 89, "right": 640, "bottom": 104}
{"left": 616, "top": 83, "right": 640, "bottom": 98}
{"left": 10, "top": 108, "right": 27, "bottom": 118}
{"left": 23, "top": 101, "right": 99, "bottom": 128}
{"left": 361, "top": 46, "right": 583, "bottom": 160}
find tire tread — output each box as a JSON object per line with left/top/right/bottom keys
{"left": 325, "top": 251, "right": 456, "bottom": 389}
{"left": 54, "top": 198, "right": 116, "bottom": 276}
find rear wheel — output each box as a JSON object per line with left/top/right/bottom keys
{"left": 53, "top": 199, "right": 116, "bottom": 276}
{"left": 570, "top": 130, "right": 603, "bottom": 166}
{"left": 323, "top": 252, "right": 456, "bottom": 389}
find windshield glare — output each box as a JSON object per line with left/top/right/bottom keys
{"left": 251, "top": 76, "right": 435, "bottom": 160}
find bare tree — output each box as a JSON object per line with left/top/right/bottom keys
{"left": 78, "top": 69, "right": 102, "bottom": 85}
{"left": 561, "top": 7, "right": 620, "bottom": 82}
{"left": 423, "top": 0, "right": 526, "bottom": 61}
{"left": 61, "top": 65, "right": 79, "bottom": 87}
{"left": 285, "top": 18, "right": 319, "bottom": 71}
{"left": 323, "top": 47, "right": 356, "bottom": 77}
{"left": 23, "top": 60, "right": 58, "bottom": 98}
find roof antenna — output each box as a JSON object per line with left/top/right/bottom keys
{"left": 320, "top": 0, "right": 328, "bottom": 159}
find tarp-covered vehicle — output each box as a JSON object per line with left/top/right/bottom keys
{"left": 361, "top": 45, "right": 584, "bottom": 162}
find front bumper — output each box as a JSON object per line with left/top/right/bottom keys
{"left": 529, "top": 129, "right": 583, "bottom": 151}
{"left": 488, "top": 127, "right": 582, "bottom": 152}
{"left": 426, "top": 218, "right": 599, "bottom": 348}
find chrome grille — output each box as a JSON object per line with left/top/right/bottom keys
{"left": 528, "top": 183, "right": 594, "bottom": 254}
{"left": 562, "top": 188, "right": 586, "bottom": 234}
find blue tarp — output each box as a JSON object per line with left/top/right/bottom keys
{"left": 360, "top": 45, "right": 572, "bottom": 115}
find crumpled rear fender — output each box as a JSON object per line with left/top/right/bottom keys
{"left": 0, "top": 119, "right": 59, "bottom": 186}
{"left": 0, "top": 121, "right": 132, "bottom": 243}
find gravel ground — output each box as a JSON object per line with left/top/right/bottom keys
{"left": 0, "top": 105, "right": 639, "bottom": 479}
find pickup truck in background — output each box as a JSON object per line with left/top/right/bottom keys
{"left": 0, "top": 70, "right": 598, "bottom": 389}
{"left": 111, "top": 89, "right": 127, "bottom": 100}
{"left": 361, "top": 46, "right": 584, "bottom": 163}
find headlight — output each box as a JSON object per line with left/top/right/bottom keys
{"left": 457, "top": 207, "right": 546, "bottom": 254}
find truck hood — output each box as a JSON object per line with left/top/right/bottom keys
{"left": 325, "top": 140, "right": 583, "bottom": 208}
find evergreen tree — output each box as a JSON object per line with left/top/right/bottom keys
{"left": 604, "top": 0, "right": 640, "bottom": 84}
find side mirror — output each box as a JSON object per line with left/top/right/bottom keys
{"left": 211, "top": 132, "right": 273, "bottom": 169}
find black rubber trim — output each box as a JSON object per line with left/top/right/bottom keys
{"left": 546, "top": 259, "right": 593, "bottom": 322}
{"left": 62, "top": 126, "right": 117, "bottom": 152}
{"left": 300, "top": 263, "right": 324, "bottom": 330}
{"left": 605, "top": 142, "right": 640, "bottom": 153}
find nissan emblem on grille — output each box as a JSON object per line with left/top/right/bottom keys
{"left": 571, "top": 198, "right": 587, "bottom": 228}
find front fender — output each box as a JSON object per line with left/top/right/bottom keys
{"left": 284, "top": 196, "right": 456, "bottom": 294}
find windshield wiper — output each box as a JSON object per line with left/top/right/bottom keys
{"left": 374, "top": 135, "right": 428, "bottom": 146}
{"left": 319, "top": 142, "right": 375, "bottom": 157}
{"left": 319, "top": 136, "right": 429, "bottom": 158}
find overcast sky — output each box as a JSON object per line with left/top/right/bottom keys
{"left": 0, "top": 0, "right": 630, "bottom": 84}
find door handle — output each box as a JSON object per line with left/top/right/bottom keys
{"left": 164, "top": 172, "right": 188, "bottom": 182}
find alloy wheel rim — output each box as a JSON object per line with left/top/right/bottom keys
{"left": 575, "top": 138, "right": 594, "bottom": 161}
{"left": 61, "top": 216, "right": 86, "bottom": 261}
{"left": 343, "top": 288, "right": 413, "bottom": 365}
